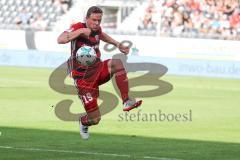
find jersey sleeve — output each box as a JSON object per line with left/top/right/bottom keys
{"left": 64, "top": 22, "right": 84, "bottom": 33}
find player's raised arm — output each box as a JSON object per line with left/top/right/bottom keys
{"left": 57, "top": 28, "right": 91, "bottom": 44}
{"left": 100, "top": 32, "right": 119, "bottom": 47}
{"left": 100, "top": 32, "right": 130, "bottom": 55}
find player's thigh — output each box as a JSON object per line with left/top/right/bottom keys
{"left": 98, "top": 59, "right": 112, "bottom": 85}
{"left": 74, "top": 79, "right": 99, "bottom": 110}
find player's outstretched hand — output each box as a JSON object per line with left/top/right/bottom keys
{"left": 118, "top": 43, "right": 130, "bottom": 55}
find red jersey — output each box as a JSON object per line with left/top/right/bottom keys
{"left": 65, "top": 22, "right": 102, "bottom": 59}
{"left": 65, "top": 22, "right": 103, "bottom": 78}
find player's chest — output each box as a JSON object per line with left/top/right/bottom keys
{"left": 77, "top": 34, "right": 100, "bottom": 46}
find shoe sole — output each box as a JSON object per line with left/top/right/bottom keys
{"left": 123, "top": 100, "right": 142, "bottom": 112}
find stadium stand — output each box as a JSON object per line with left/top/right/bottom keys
{"left": 0, "top": 0, "right": 239, "bottom": 40}
{"left": 0, "top": 0, "right": 72, "bottom": 31}
{"left": 138, "top": 0, "right": 240, "bottom": 40}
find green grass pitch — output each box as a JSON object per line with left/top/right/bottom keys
{"left": 0, "top": 66, "right": 240, "bottom": 160}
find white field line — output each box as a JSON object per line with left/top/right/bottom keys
{"left": 0, "top": 145, "right": 182, "bottom": 160}
{"left": 144, "top": 156, "right": 181, "bottom": 160}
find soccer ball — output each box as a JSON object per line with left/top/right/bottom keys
{"left": 76, "top": 46, "right": 97, "bottom": 66}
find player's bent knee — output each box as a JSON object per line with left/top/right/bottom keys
{"left": 111, "top": 59, "right": 124, "bottom": 72}
{"left": 114, "top": 59, "right": 123, "bottom": 67}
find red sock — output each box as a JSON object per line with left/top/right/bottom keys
{"left": 115, "top": 69, "right": 129, "bottom": 103}
{"left": 81, "top": 115, "right": 92, "bottom": 126}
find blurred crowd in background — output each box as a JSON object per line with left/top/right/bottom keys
{"left": 15, "top": 0, "right": 72, "bottom": 31}
{"left": 0, "top": 0, "right": 239, "bottom": 40}
{"left": 0, "top": 0, "right": 72, "bottom": 31}
{"left": 138, "top": 0, "right": 240, "bottom": 40}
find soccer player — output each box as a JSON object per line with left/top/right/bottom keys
{"left": 57, "top": 6, "right": 142, "bottom": 139}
